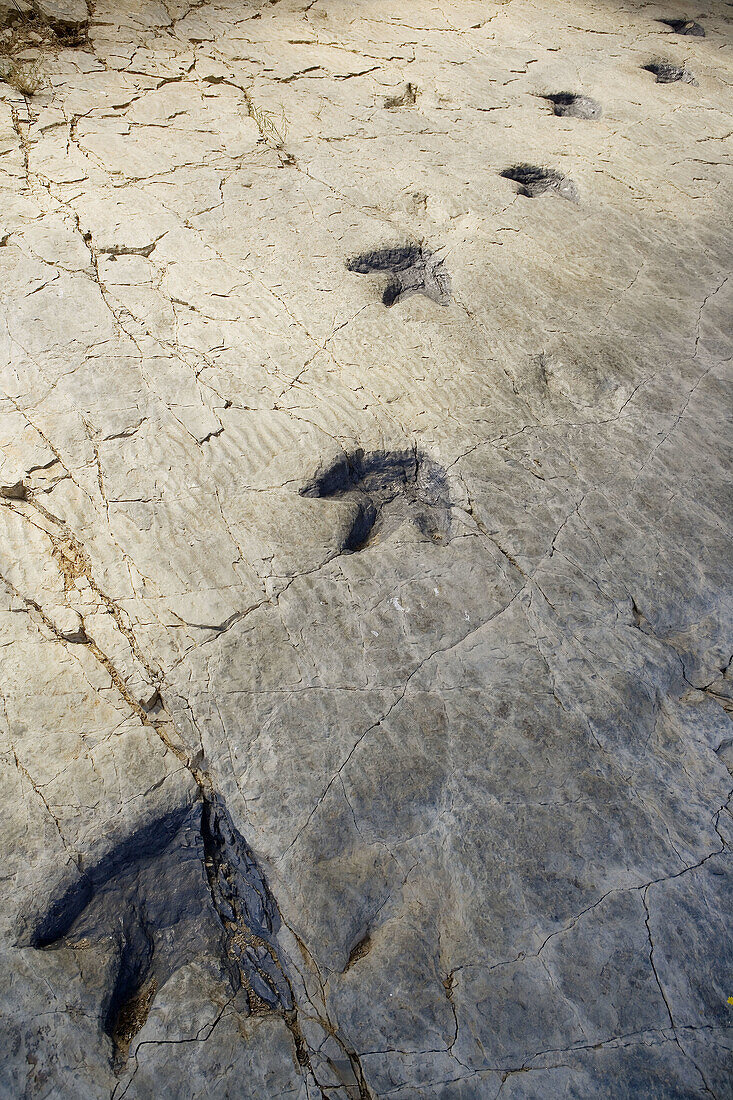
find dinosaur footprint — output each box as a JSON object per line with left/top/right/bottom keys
{"left": 347, "top": 245, "right": 451, "bottom": 307}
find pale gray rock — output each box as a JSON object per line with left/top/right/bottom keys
{"left": 0, "top": 0, "right": 731, "bottom": 1097}
{"left": 32, "top": 0, "right": 88, "bottom": 33}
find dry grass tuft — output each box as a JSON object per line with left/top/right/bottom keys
{"left": 243, "top": 90, "right": 288, "bottom": 148}
{"left": 0, "top": 57, "right": 43, "bottom": 95}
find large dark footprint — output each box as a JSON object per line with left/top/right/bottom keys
{"left": 346, "top": 244, "right": 451, "bottom": 307}
{"left": 643, "top": 61, "right": 697, "bottom": 84}
{"left": 22, "top": 797, "right": 292, "bottom": 1069}
{"left": 301, "top": 449, "right": 453, "bottom": 552}
{"left": 501, "top": 164, "right": 579, "bottom": 202}
{"left": 543, "top": 92, "right": 602, "bottom": 120}
{"left": 659, "top": 18, "right": 705, "bottom": 36}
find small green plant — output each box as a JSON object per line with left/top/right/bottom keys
{"left": 243, "top": 90, "right": 287, "bottom": 148}
{"left": 0, "top": 58, "right": 43, "bottom": 97}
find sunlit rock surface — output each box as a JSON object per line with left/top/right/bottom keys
{"left": 0, "top": 1, "right": 731, "bottom": 1097}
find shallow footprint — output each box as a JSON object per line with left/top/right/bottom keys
{"left": 643, "top": 60, "right": 697, "bottom": 84}
{"left": 384, "top": 82, "right": 419, "bottom": 108}
{"left": 543, "top": 92, "right": 602, "bottom": 120}
{"left": 501, "top": 164, "right": 579, "bottom": 202}
{"left": 347, "top": 244, "right": 451, "bottom": 307}
{"left": 659, "top": 18, "right": 705, "bottom": 36}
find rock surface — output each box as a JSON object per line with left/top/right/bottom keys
{"left": 0, "top": 1, "right": 731, "bottom": 1097}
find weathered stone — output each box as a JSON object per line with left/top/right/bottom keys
{"left": 32, "top": 0, "right": 88, "bottom": 35}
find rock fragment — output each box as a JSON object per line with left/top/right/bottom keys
{"left": 0, "top": 478, "right": 27, "bottom": 500}
{"left": 31, "top": 0, "right": 88, "bottom": 39}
